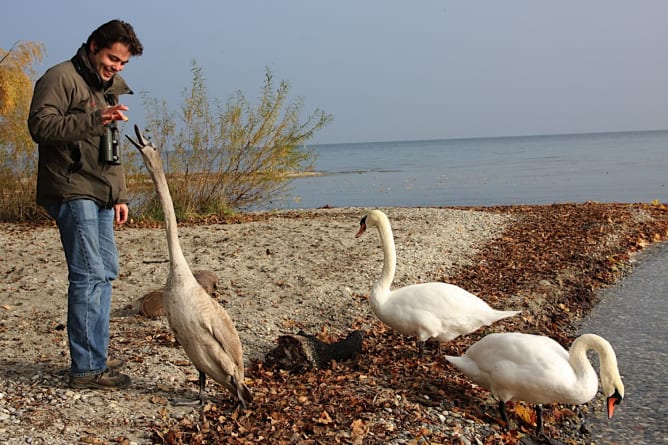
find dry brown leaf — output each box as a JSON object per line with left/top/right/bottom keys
{"left": 315, "top": 410, "right": 333, "bottom": 424}
{"left": 150, "top": 395, "right": 168, "bottom": 405}
{"left": 350, "top": 418, "right": 367, "bottom": 438}
{"left": 514, "top": 403, "right": 535, "bottom": 427}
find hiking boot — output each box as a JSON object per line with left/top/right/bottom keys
{"left": 69, "top": 368, "right": 131, "bottom": 390}
{"left": 106, "top": 358, "right": 124, "bottom": 369}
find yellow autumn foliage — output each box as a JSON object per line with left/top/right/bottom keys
{"left": 0, "top": 41, "right": 44, "bottom": 115}
{"left": 0, "top": 40, "right": 45, "bottom": 220}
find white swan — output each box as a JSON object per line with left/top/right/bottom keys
{"left": 445, "top": 332, "right": 624, "bottom": 435}
{"left": 127, "top": 126, "right": 252, "bottom": 408}
{"left": 356, "top": 210, "right": 520, "bottom": 355}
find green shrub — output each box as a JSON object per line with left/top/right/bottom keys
{"left": 130, "top": 63, "right": 332, "bottom": 221}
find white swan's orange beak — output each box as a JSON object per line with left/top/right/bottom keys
{"left": 606, "top": 389, "right": 623, "bottom": 418}
{"left": 355, "top": 223, "right": 366, "bottom": 238}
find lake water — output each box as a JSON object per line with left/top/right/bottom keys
{"left": 270, "top": 130, "right": 668, "bottom": 209}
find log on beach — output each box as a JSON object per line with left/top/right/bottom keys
{"left": 264, "top": 329, "right": 365, "bottom": 372}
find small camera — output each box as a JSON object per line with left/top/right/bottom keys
{"left": 100, "top": 125, "right": 121, "bottom": 165}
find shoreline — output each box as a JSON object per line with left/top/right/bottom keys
{"left": 1, "top": 202, "right": 667, "bottom": 444}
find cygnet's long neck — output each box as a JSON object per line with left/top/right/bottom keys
{"left": 145, "top": 155, "right": 190, "bottom": 277}
{"left": 371, "top": 215, "right": 397, "bottom": 303}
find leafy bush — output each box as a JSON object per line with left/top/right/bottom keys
{"left": 129, "top": 63, "right": 332, "bottom": 221}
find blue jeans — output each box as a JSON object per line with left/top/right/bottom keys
{"left": 45, "top": 199, "right": 119, "bottom": 377}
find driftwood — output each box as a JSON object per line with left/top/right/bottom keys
{"left": 264, "top": 330, "right": 365, "bottom": 373}
{"left": 139, "top": 270, "right": 219, "bottom": 318}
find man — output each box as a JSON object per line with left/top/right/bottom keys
{"left": 28, "top": 20, "right": 143, "bottom": 389}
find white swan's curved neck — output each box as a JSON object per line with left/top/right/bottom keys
{"left": 569, "top": 333, "right": 617, "bottom": 385}
{"left": 372, "top": 215, "right": 397, "bottom": 301}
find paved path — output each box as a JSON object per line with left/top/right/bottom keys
{"left": 578, "top": 242, "right": 668, "bottom": 444}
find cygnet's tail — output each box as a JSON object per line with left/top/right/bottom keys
{"left": 233, "top": 377, "right": 253, "bottom": 409}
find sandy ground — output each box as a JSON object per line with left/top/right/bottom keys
{"left": 0, "top": 207, "right": 512, "bottom": 444}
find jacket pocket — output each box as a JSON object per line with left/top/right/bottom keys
{"left": 67, "top": 142, "right": 83, "bottom": 182}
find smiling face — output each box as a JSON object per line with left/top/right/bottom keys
{"left": 88, "top": 41, "right": 131, "bottom": 81}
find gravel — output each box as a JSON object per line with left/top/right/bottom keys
{"left": 0, "top": 207, "right": 513, "bottom": 444}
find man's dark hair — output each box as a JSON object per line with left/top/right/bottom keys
{"left": 87, "top": 20, "right": 143, "bottom": 56}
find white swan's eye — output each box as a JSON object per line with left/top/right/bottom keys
{"left": 612, "top": 388, "right": 623, "bottom": 403}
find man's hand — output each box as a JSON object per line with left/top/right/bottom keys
{"left": 101, "top": 104, "right": 129, "bottom": 126}
{"left": 115, "top": 203, "right": 129, "bottom": 225}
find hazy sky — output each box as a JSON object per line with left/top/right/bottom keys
{"left": 3, "top": 1, "right": 667, "bottom": 144}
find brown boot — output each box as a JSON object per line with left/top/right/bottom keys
{"left": 106, "top": 358, "right": 124, "bottom": 369}
{"left": 69, "top": 368, "right": 131, "bottom": 390}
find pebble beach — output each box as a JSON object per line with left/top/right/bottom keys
{"left": 1, "top": 203, "right": 667, "bottom": 444}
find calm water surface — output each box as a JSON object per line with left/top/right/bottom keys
{"left": 271, "top": 130, "right": 668, "bottom": 209}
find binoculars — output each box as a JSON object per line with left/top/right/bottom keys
{"left": 100, "top": 125, "right": 121, "bottom": 165}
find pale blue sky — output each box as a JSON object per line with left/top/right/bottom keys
{"left": 3, "top": 1, "right": 667, "bottom": 144}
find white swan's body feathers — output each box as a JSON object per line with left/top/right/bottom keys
{"left": 357, "top": 210, "right": 519, "bottom": 350}
{"left": 446, "top": 332, "right": 597, "bottom": 404}
{"left": 445, "top": 332, "right": 624, "bottom": 431}
{"left": 371, "top": 281, "right": 517, "bottom": 343}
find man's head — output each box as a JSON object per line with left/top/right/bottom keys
{"left": 86, "top": 20, "right": 143, "bottom": 81}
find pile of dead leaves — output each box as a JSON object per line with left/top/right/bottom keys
{"left": 148, "top": 202, "right": 668, "bottom": 445}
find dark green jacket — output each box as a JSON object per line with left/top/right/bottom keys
{"left": 28, "top": 44, "right": 133, "bottom": 208}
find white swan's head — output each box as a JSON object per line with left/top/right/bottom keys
{"left": 576, "top": 333, "right": 625, "bottom": 419}
{"left": 606, "top": 387, "right": 624, "bottom": 419}
{"left": 595, "top": 335, "right": 624, "bottom": 419}
{"left": 602, "top": 372, "right": 624, "bottom": 419}
{"left": 355, "top": 210, "right": 388, "bottom": 238}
